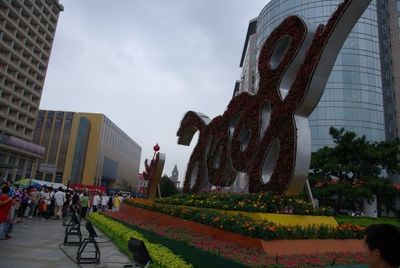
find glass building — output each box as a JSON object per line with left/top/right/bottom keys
{"left": 255, "top": 0, "right": 386, "bottom": 150}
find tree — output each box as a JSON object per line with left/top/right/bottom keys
{"left": 158, "top": 175, "right": 179, "bottom": 197}
{"left": 310, "top": 127, "right": 400, "bottom": 215}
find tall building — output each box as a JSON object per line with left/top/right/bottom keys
{"left": 237, "top": 0, "right": 388, "bottom": 151}
{"left": 377, "top": 0, "right": 398, "bottom": 141}
{"left": 170, "top": 164, "right": 179, "bottom": 188}
{"left": 380, "top": 0, "right": 400, "bottom": 139}
{"left": 236, "top": 18, "right": 257, "bottom": 96}
{"left": 33, "top": 110, "right": 142, "bottom": 191}
{"left": 0, "top": 0, "right": 63, "bottom": 181}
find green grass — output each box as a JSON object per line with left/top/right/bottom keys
{"left": 335, "top": 216, "right": 400, "bottom": 227}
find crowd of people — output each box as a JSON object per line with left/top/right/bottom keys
{"left": 1, "top": 180, "right": 400, "bottom": 268}
{"left": 0, "top": 180, "right": 132, "bottom": 240}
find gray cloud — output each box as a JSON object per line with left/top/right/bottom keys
{"left": 41, "top": 0, "right": 269, "bottom": 184}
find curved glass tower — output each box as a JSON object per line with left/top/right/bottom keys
{"left": 257, "top": 0, "right": 385, "bottom": 150}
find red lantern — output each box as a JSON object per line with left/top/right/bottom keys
{"left": 153, "top": 143, "right": 160, "bottom": 152}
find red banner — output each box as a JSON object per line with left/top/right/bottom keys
{"left": 70, "top": 183, "right": 107, "bottom": 193}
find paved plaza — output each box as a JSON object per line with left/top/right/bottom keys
{"left": 0, "top": 217, "right": 131, "bottom": 268}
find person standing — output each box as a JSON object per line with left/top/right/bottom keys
{"left": 92, "top": 192, "right": 100, "bottom": 213}
{"left": 107, "top": 194, "right": 113, "bottom": 211}
{"left": 71, "top": 191, "right": 80, "bottom": 215}
{"left": 100, "top": 192, "right": 109, "bottom": 212}
{"left": 49, "top": 188, "right": 55, "bottom": 218}
{"left": 0, "top": 186, "right": 13, "bottom": 240}
{"left": 18, "top": 189, "right": 29, "bottom": 218}
{"left": 114, "top": 193, "right": 123, "bottom": 212}
{"left": 53, "top": 187, "right": 66, "bottom": 220}
{"left": 80, "top": 192, "right": 89, "bottom": 219}
{"left": 44, "top": 188, "right": 51, "bottom": 219}
{"left": 28, "top": 187, "right": 39, "bottom": 218}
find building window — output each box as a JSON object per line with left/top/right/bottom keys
{"left": 8, "top": 157, "right": 16, "bottom": 166}
{"left": 36, "top": 172, "right": 43, "bottom": 180}
{"left": 45, "top": 173, "right": 52, "bottom": 182}
{"left": 18, "top": 159, "right": 25, "bottom": 169}
{"left": 64, "top": 119, "right": 72, "bottom": 129}
{"left": 55, "top": 118, "right": 62, "bottom": 129}
{"left": 45, "top": 118, "right": 52, "bottom": 128}
{"left": 27, "top": 160, "right": 33, "bottom": 172}
{"left": 55, "top": 173, "right": 62, "bottom": 183}
{"left": 38, "top": 110, "right": 45, "bottom": 118}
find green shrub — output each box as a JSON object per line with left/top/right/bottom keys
{"left": 87, "top": 213, "right": 193, "bottom": 268}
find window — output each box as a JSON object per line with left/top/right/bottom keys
{"left": 55, "top": 173, "right": 62, "bottom": 183}
{"left": 45, "top": 118, "right": 52, "bottom": 128}
{"left": 45, "top": 173, "right": 53, "bottom": 182}
{"left": 55, "top": 118, "right": 62, "bottom": 129}
{"left": 8, "top": 157, "right": 16, "bottom": 166}
{"left": 64, "top": 119, "right": 72, "bottom": 129}
{"left": 18, "top": 159, "right": 25, "bottom": 169}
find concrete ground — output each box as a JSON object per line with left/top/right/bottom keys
{"left": 0, "top": 217, "right": 131, "bottom": 268}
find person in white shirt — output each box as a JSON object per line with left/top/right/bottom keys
{"left": 100, "top": 193, "right": 109, "bottom": 212}
{"left": 42, "top": 188, "right": 51, "bottom": 220}
{"left": 53, "top": 187, "right": 66, "bottom": 220}
{"left": 92, "top": 192, "right": 100, "bottom": 212}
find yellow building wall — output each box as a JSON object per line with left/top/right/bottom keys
{"left": 62, "top": 113, "right": 79, "bottom": 185}
{"left": 62, "top": 113, "right": 103, "bottom": 186}
{"left": 80, "top": 113, "right": 103, "bottom": 185}
{"left": 60, "top": 112, "right": 141, "bottom": 190}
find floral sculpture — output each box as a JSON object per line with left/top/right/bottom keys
{"left": 177, "top": 0, "right": 372, "bottom": 196}
{"left": 143, "top": 143, "right": 166, "bottom": 199}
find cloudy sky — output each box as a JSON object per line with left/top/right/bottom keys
{"left": 41, "top": 0, "right": 270, "bottom": 183}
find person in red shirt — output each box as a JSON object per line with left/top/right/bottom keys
{"left": 0, "top": 185, "right": 12, "bottom": 240}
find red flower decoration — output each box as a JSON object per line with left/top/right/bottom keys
{"left": 178, "top": 0, "right": 354, "bottom": 196}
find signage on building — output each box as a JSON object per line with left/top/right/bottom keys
{"left": 38, "top": 164, "right": 57, "bottom": 173}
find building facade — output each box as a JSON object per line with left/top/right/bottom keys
{"left": 0, "top": 0, "right": 63, "bottom": 181}
{"left": 238, "top": 0, "right": 386, "bottom": 152}
{"left": 236, "top": 18, "right": 257, "bottom": 96}
{"left": 377, "top": 0, "right": 398, "bottom": 140}
{"left": 33, "top": 110, "right": 142, "bottom": 191}
{"left": 170, "top": 164, "right": 179, "bottom": 188}
{"left": 381, "top": 0, "right": 400, "bottom": 139}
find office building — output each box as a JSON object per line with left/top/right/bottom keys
{"left": 238, "top": 0, "right": 387, "bottom": 151}
{"left": 235, "top": 18, "right": 257, "bottom": 97}
{"left": 0, "top": 0, "right": 63, "bottom": 181}
{"left": 378, "top": 0, "right": 400, "bottom": 140}
{"left": 33, "top": 110, "right": 142, "bottom": 191}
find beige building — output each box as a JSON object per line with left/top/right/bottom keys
{"left": 33, "top": 110, "right": 142, "bottom": 191}
{"left": 0, "top": 0, "right": 63, "bottom": 181}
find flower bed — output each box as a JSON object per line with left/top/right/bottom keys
{"left": 87, "top": 213, "right": 193, "bottom": 268}
{"left": 106, "top": 208, "right": 366, "bottom": 267}
{"left": 125, "top": 198, "right": 365, "bottom": 240}
{"left": 154, "top": 192, "right": 334, "bottom": 216}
